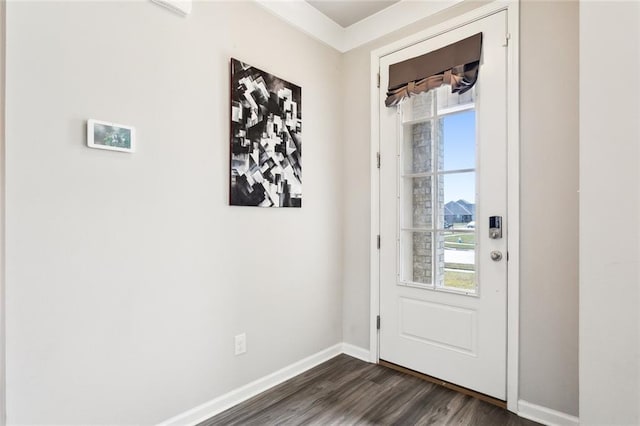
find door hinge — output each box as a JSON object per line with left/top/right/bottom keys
{"left": 377, "top": 72, "right": 380, "bottom": 88}
{"left": 377, "top": 235, "right": 381, "bottom": 249}
{"left": 376, "top": 315, "right": 381, "bottom": 330}
{"left": 376, "top": 152, "right": 380, "bottom": 169}
{"left": 503, "top": 32, "right": 511, "bottom": 47}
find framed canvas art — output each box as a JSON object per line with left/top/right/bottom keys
{"left": 230, "top": 58, "right": 302, "bottom": 207}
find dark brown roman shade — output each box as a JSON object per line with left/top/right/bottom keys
{"left": 385, "top": 33, "right": 483, "bottom": 107}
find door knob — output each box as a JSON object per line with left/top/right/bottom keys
{"left": 490, "top": 251, "right": 503, "bottom": 261}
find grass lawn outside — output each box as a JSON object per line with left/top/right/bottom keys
{"left": 445, "top": 242, "right": 474, "bottom": 250}
{"left": 444, "top": 232, "right": 475, "bottom": 250}
{"left": 444, "top": 233, "right": 475, "bottom": 244}
{"left": 444, "top": 270, "right": 476, "bottom": 291}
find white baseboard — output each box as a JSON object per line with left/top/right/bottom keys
{"left": 157, "top": 343, "right": 344, "bottom": 426}
{"left": 341, "top": 343, "right": 371, "bottom": 362}
{"left": 518, "top": 400, "right": 579, "bottom": 426}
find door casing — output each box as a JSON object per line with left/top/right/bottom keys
{"left": 1, "top": 0, "right": 6, "bottom": 423}
{"left": 368, "top": 0, "right": 520, "bottom": 413}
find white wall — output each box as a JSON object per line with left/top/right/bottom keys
{"left": 519, "top": 0, "right": 579, "bottom": 416}
{"left": 5, "top": 1, "right": 343, "bottom": 424}
{"left": 580, "top": 1, "right": 640, "bottom": 424}
{"left": 341, "top": 0, "right": 579, "bottom": 417}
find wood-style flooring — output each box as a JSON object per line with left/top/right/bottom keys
{"left": 200, "top": 354, "right": 539, "bottom": 426}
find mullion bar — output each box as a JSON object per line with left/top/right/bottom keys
{"left": 402, "top": 168, "right": 475, "bottom": 179}
{"left": 432, "top": 90, "right": 439, "bottom": 288}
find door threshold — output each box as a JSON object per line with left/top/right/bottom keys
{"left": 378, "top": 359, "right": 507, "bottom": 409}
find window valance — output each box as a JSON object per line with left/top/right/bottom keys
{"left": 385, "top": 33, "right": 483, "bottom": 107}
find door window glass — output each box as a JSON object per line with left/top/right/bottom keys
{"left": 399, "top": 85, "right": 477, "bottom": 293}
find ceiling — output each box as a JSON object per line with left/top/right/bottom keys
{"left": 306, "top": 1, "right": 400, "bottom": 28}
{"left": 255, "top": 0, "right": 463, "bottom": 52}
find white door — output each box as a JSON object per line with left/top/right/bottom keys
{"left": 379, "top": 11, "right": 508, "bottom": 400}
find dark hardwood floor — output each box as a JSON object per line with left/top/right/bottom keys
{"left": 200, "top": 354, "right": 539, "bottom": 426}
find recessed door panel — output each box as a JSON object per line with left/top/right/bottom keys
{"left": 399, "top": 298, "right": 477, "bottom": 354}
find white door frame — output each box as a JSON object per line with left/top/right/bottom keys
{"left": 0, "top": 1, "right": 7, "bottom": 426}
{"left": 0, "top": 0, "right": 6, "bottom": 423}
{"left": 369, "top": 0, "right": 520, "bottom": 413}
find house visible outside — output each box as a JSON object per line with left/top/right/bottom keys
{"left": 444, "top": 199, "right": 475, "bottom": 226}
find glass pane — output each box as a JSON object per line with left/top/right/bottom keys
{"left": 436, "top": 85, "right": 475, "bottom": 113}
{"left": 401, "top": 90, "right": 435, "bottom": 122}
{"left": 403, "top": 120, "right": 434, "bottom": 174}
{"left": 443, "top": 172, "right": 476, "bottom": 230}
{"left": 442, "top": 230, "right": 476, "bottom": 293}
{"left": 398, "top": 85, "right": 478, "bottom": 294}
{"left": 442, "top": 110, "right": 476, "bottom": 171}
{"left": 401, "top": 231, "right": 434, "bottom": 286}
{"left": 402, "top": 176, "right": 433, "bottom": 229}
{"left": 441, "top": 171, "right": 477, "bottom": 293}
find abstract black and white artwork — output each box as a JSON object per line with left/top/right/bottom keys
{"left": 230, "top": 58, "right": 302, "bottom": 207}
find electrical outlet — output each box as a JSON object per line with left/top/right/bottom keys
{"left": 234, "top": 333, "right": 246, "bottom": 355}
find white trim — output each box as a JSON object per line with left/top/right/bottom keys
{"left": 157, "top": 344, "right": 344, "bottom": 426}
{"left": 150, "top": 0, "right": 192, "bottom": 17}
{"left": 158, "top": 343, "right": 374, "bottom": 426}
{"left": 254, "top": 0, "right": 345, "bottom": 51}
{"left": 341, "top": 343, "right": 371, "bottom": 363}
{"left": 369, "top": 1, "right": 513, "bottom": 59}
{"left": 369, "top": 0, "right": 519, "bottom": 411}
{"left": 369, "top": 51, "right": 381, "bottom": 364}
{"left": 0, "top": 1, "right": 5, "bottom": 424}
{"left": 254, "top": 0, "right": 463, "bottom": 53}
{"left": 517, "top": 400, "right": 579, "bottom": 426}
{"left": 342, "top": 0, "right": 464, "bottom": 52}
{"left": 505, "top": 0, "right": 520, "bottom": 414}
